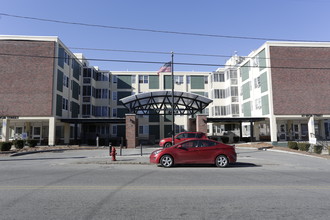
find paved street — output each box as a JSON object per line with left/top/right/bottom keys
{"left": 1, "top": 147, "right": 330, "bottom": 220}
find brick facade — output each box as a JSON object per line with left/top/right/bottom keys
{"left": 0, "top": 40, "right": 55, "bottom": 116}
{"left": 125, "top": 114, "right": 138, "bottom": 148}
{"left": 196, "top": 114, "right": 207, "bottom": 133}
{"left": 270, "top": 46, "right": 330, "bottom": 115}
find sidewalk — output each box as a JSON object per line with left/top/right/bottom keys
{"left": 5, "top": 145, "right": 161, "bottom": 165}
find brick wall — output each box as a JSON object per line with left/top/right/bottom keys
{"left": 270, "top": 46, "right": 330, "bottom": 115}
{"left": 125, "top": 114, "right": 137, "bottom": 148}
{"left": 0, "top": 40, "right": 55, "bottom": 116}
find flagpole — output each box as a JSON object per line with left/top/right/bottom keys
{"left": 171, "top": 52, "right": 175, "bottom": 146}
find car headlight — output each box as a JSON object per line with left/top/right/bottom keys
{"left": 153, "top": 150, "right": 162, "bottom": 155}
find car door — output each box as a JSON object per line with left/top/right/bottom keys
{"left": 174, "top": 140, "right": 200, "bottom": 164}
{"left": 196, "top": 140, "right": 218, "bottom": 163}
{"left": 174, "top": 133, "right": 186, "bottom": 145}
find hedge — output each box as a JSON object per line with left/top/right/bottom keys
{"left": 0, "top": 142, "right": 12, "bottom": 151}
{"left": 26, "top": 140, "right": 38, "bottom": 148}
{"left": 297, "top": 143, "right": 310, "bottom": 152}
{"left": 314, "top": 145, "right": 323, "bottom": 154}
{"left": 288, "top": 141, "right": 298, "bottom": 150}
{"left": 13, "top": 140, "right": 25, "bottom": 149}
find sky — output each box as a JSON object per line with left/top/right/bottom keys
{"left": 1, "top": 0, "right": 330, "bottom": 72}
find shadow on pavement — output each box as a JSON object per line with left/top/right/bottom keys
{"left": 157, "top": 162, "right": 260, "bottom": 168}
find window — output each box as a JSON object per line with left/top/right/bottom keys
{"left": 174, "top": 75, "right": 184, "bottom": 84}
{"left": 82, "top": 104, "right": 91, "bottom": 116}
{"left": 214, "top": 89, "right": 229, "bottom": 99}
{"left": 113, "top": 75, "right": 117, "bottom": 83}
{"left": 83, "top": 68, "right": 92, "bottom": 77}
{"left": 186, "top": 76, "right": 190, "bottom": 84}
{"left": 231, "top": 104, "right": 239, "bottom": 115}
{"left": 199, "top": 140, "right": 217, "bottom": 147}
{"left": 112, "top": 108, "right": 117, "bottom": 117}
{"left": 112, "top": 92, "right": 117, "bottom": 101}
{"left": 131, "top": 75, "right": 136, "bottom": 84}
{"left": 255, "top": 98, "right": 262, "bottom": 110}
{"left": 63, "top": 75, "right": 69, "bottom": 88}
{"left": 112, "top": 125, "right": 117, "bottom": 135}
{"left": 181, "top": 140, "right": 199, "bottom": 148}
{"left": 83, "top": 86, "right": 91, "bottom": 96}
{"left": 139, "top": 75, "right": 148, "bottom": 84}
{"left": 62, "top": 98, "right": 68, "bottom": 110}
{"left": 204, "top": 76, "right": 208, "bottom": 84}
{"left": 254, "top": 77, "right": 261, "bottom": 88}
{"left": 64, "top": 51, "right": 70, "bottom": 65}
{"left": 214, "top": 106, "right": 229, "bottom": 116}
{"left": 230, "top": 70, "right": 237, "bottom": 78}
{"left": 94, "top": 72, "right": 109, "bottom": 81}
{"left": 139, "top": 125, "right": 149, "bottom": 134}
{"left": 214, "top": 73, "right": 225, "bottom": 82}
{"left": 175, "top": 125, "right": 184, "bottom": 133}
{"left": 231, "top": 87, "right": 238, "bottom": 96}
{"left": 95, "top": 89, "right": 108, "bottom": 99}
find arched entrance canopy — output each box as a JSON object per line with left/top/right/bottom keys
{"left": 120, "top": 91, "right": 213, "bottom": 115}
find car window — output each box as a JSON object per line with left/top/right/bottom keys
{"left": 196, "top": 133, "right": 204, "bottom": 138}
{"left": 176, "top": 133, "right": 185, "bottom": 139}
{"left": 199, "top": 140, "right": 217, "bottom": 147}
{"left": 186, "top": 133, "right": 196, "bottom": 138}
{"left": 181, "top": 140, "right": 199, "bottom": 148}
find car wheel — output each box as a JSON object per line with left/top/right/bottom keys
{"left": 215, "top": 155, "right": 229, "bottom": 168}
{"left": 160, "top": 155, "right": 174, "bottom": 168}
{"left": 164, "top": 142, "right": 172, "bottom": 148}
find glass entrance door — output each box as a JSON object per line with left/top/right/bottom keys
{"left": 32, "top": 127, "right": 41, "bottom": 140}
{"left": 293, "top": 124, "right": 300, "bottom": 140}
{"left": 278, "top": 123, "right": 287, "bottom": 141}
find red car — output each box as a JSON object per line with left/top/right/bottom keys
{"left": 150, "top": 138, "right": 237, "bottom": 168}
{"left": 159, "top": 132, "right": 208, "bottom": 148}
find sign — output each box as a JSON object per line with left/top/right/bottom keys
{"left": 22, "top": 133, "right": 28, "bottom": 140}
{"left": 309, "top": 138, "right": 317, "bottom": 145}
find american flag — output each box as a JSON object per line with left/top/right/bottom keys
{"left": 157, "top": 62, "right": 172, "bottom": 75}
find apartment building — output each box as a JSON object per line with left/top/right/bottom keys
{"left": 0, "top": 36, "right": 83, "bottom": 145}
{"left": 237, "top": 41, "right": 330, "bottom": 143}
{"left": 1, "top": 35, "right": 330, "bottom": 146}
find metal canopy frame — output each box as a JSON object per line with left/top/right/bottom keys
{"left": 120, "top": 91, "right": 213, "bottom": 115}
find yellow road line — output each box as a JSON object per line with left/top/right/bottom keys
{"left": 0, "top": 185, "right": 330, "bottom": 190}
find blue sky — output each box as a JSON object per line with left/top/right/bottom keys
{"left": 1, "top": 0, "right": 330, "bottom": 71}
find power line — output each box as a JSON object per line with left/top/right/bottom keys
{"left": 70, "top": 46, "right": 330, "bottom": 62}
{"left": 69, "top": 47, "right": 232, "bottom": 58}
{"left": 1, "top": 12, "right": 329, "bottom": 42}
{"left": 2, "top": 52, "right": 330, "bottom": 70}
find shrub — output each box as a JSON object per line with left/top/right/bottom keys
{"left": 13, "top": 140, "right": 25, "bottom": 149}
{"left": 26, "top": 140, "right": 38, "bottom": 148}
{"left": 314, "top": 145, "right": 323, "bottom": 154}
{"left": 233, "top": 136, "right": 240, "bottom": 143}
{"left": 297, "top": 143, "right": 310, "bottom": 152}
{"left": 221, "top": 136, "right": 229, "bottom": 144}
{"left": 288, "top": 141, "right": 298, "bottom": 150}
{"left": 0, "top": 142, "right": 13, "bottom": 151}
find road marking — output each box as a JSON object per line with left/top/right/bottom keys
{"left": 1, "top": 185, "right": 330, "bottom": 190}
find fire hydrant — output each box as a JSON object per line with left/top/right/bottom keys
{"left": 110, "top": 147, "right": 117, "bottom": 161}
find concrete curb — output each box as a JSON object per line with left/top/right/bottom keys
{"left": 9, "top": 147, "right": 100, "bottom": 157}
